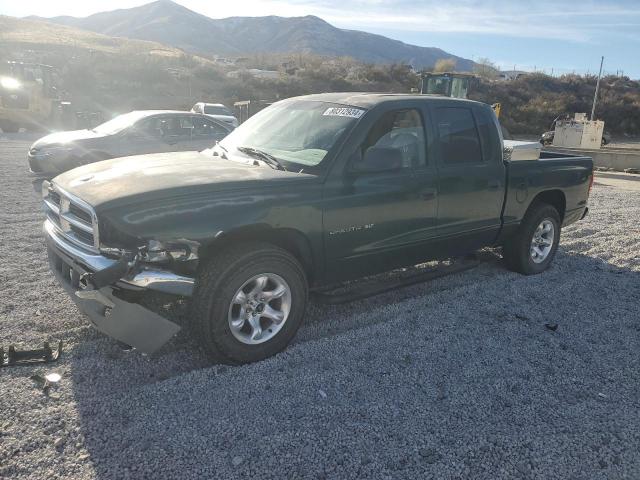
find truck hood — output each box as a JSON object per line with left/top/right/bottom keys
{"left": 31, "top": 129, "right": 105, "bottom": 148}
{"left": 52, "top": 151, "right": 315, "bottom": 211}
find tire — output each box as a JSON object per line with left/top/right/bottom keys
{"left": 192, "top": 242, "right": 308, "bottom": 364}
{"left": 503, "top": 202, "right": 561, "bottom": 275}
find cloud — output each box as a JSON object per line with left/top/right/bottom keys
{"left": 186, "top": 0, "right": 640, "bottom": 43}
{"left": 2, "top": 0, "right": 639, "bottom": 44}
{"left": 319, "top": 0, "right": 640, "bottom": 42}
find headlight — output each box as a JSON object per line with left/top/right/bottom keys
{"left": 142, "top": 240, "right": 194, "bottom": 263}
{"left": 0, "top": 76, "right": 21, "bottom": 90}
{"left": 35, "top": 144, "right": 74, "bottom": 159}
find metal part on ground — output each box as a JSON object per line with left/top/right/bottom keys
{"left": 0, "top": 340, "right": 63, "bottom": 367}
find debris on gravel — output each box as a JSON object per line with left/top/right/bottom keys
{"left": 1, "top": 136, "right": 639, "bottom": 479}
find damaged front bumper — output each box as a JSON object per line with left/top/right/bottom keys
{"left": 44, "top": 219, "right": 194, "bottom": 354}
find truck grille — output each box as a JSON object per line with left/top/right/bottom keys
{"left": 43, "top": 183, "right": 99, "bottom": 252}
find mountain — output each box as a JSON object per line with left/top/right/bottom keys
{"left": 30, "top": 0, "right": 475, "bottom": 70}
{"left": 0, "top": 14, "right": 190, "bottom": 58}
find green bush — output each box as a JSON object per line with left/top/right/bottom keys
{"left": 470, "top": 73, "right": 640, "bottom": 135}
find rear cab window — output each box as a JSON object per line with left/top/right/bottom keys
{"left": 435, "top": 107, "right": 483, "bottom": 165}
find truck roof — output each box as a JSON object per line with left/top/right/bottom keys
{"left": 288, "top": 92, "right": 481, "bottom": 109}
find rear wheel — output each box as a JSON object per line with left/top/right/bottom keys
{"left": 192, "top": 242, "right": 308, "bottom": 364}
{"left": 503, "top": 203, "right": 561, "bottom": 275}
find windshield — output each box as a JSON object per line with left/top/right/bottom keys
{"left": 204, "top": 105, "right": 233, "bottom": 116}
{"left": 218, "top": 100, "right": 364, "bottom": 170}
{"left": 93, "top": 112, "right": 148, "bottom": 135}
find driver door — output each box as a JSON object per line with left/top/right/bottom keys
{"left": 322, "top": 107, "right": 438, "bottom": 282}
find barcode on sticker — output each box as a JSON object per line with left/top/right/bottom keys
{"left": 323, "top": 107, "right": 365, "bottom": 118}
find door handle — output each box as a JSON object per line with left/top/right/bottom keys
{"left": 487, "top": 180, "right": 501, "bottom": 191}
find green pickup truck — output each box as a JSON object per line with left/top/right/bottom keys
{"left": 42, "top": 93, "right": 593, "bottom": 364}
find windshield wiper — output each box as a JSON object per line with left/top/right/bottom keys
{"left": 237, "top": 146, "right": 287, "bottom": 171}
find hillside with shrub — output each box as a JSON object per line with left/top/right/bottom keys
{"left": 1, "top": 15, "right": 640, "bottom": 136}
{"left": 471, "top": 73, "right": 640, "bottom": 136}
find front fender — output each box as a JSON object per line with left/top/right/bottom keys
{"left": 97, "top": 183, "right": 326, "bottom": 277}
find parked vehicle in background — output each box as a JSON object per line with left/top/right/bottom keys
{"left": 28, "top": 110, "right": 232, "bottom": 175}
{"left": 540, "top": 129, "right": 610, "bottom": 146}
{"left": 540, "top": 114, "right": 611, "bottom": 147}
{"left": 42, "top": 93, "right": 593, "bottom": 364}
{"left": 0, "top": 61, "right": 64, "bottom": 133}
{"left": 191, "top": 102, "right": 239, "bottom": 128}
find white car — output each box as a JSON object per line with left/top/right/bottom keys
{"left": 191, "top": 102, "right": 239, "bottom": 128}
{"left": 28, "top": 110, "right": 232, "bottom": 175}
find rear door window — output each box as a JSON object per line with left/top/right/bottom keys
{"left": 436, "top": 107, "right": 483, "bottom": 165}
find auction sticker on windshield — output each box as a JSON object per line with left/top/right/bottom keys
{"left": 323, "top": 107, "right": 365, "bottom": 118}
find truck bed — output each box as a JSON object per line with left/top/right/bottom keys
{"left": 501, "top": 150, "right": 593, "bottom": 231}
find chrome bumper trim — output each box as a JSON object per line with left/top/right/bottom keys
{"left": 45, "top": 218, "right": 114, "bottom": 270}
{"left": 44, "top": 219, "right": 195, "bottom": 296}
{"left": 125, "top": 270, "right": 195, "bottom": 296}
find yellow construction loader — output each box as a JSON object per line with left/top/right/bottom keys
{"left": 420, "top": 72, "right": 502, "bottom": 118}
{"left": 0, "top": 61, "right": 64, "bottom": 132}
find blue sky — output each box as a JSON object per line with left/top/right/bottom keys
{"left": 1, "top": 0, "right": 639, "bottom": 78}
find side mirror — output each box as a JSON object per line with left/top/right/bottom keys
{"left": 352, "top": 147, "right": 403, "bottom": 173}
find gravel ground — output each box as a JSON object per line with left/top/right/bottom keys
{"left": 1, "top": 135, "right": 639, "bottom": 479}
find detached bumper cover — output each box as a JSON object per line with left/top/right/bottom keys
{"left": 44, "top": 220, "right": 191, "bottom": 354}
{"left": 59, "top": 278, "right": 180, "bottom": 355}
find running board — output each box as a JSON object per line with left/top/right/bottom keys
{"left": 311, "top": 259, "right": 479, "bottom": 305}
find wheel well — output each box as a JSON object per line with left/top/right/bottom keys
{"left": 530, "top": 190, "right": 566, "bottom": 220}
{"left": 199, "top": 226, "right": 316, "bottom": 283}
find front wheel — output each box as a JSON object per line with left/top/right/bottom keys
{"left": 503, "top": 203, "right": 561, "bottom": 275}
{"left": 192, "top": 243, "right": 308, "bottom": 364}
